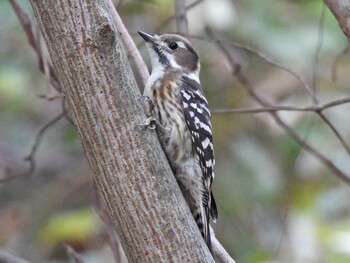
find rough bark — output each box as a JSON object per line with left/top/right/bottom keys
{"left": 28, "top": 0, "right": 214, "bottom": 262}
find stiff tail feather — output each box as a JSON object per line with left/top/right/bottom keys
{"left": 194, "top": 205, "right": 213, "bottom": 253}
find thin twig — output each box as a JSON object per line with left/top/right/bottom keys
{"left": 202, "top": 26, "right": 350, "bottom": 160}
{"left": 8, "top": 0, "right": 61, "bottom": 93}
{"left": 187, "top": 33, "right": 317, "bottom": 102}
{"left": 37, "top": 93, "right": 65, "bottom": 101}
{"left": 174, "top": 0, "right": 189, "bottom": 34}
{"left": 23, "top": 110, "right": 65, "bottom": 177}
{"left": 0, "top": 110, "right": 65, "bottom": 182}
{"left": 211, "top": 97, "right": 350, "bottom": 114}
{"left": 64, "top": 245, "right": 84, "bottom": 263}
{"left": 310, "top": 6, "right": 350, "bottom": 157}
{"left": 207, "top": 29, "right": 350, "bottom": 186}
{"left": 318, "top": 112, "right": 350, "bottom": 155}
{"left": 210, "top": 227, "right": 236, "bottom": 263}
{"left": 155, "top": 0, "right": 203, "bottom": 33}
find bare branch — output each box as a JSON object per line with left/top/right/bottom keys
{"left": 210, "top": 227, "right": 236, "bottom": 263}
{"left": 37, "top": 93, "right": 65, "bottom": 101}
{"left": 207, "top": 29, "right": 350, "bottom": 186}
{"left": 212, "top": 97, "right": 350, "bottom": 114}
{"left": 23, "top": 110, "right": 65, "bottom": 177}
{"left": 202, "top": 26, "right": 350, "bottom": 160}
{"left": 309, "top": 7, "right": 350, "bottom": 157}
{"left": 188, "top": 33, "right": 316, "bottom": 102}
{"left": 174, "top": 0, "right": 189, "bottom": 34}
{"left": 106, "top": 0, "right": 149, "bottom": 87}
{"left": 318, "top": 112, "right": 350, "bottom": 155}
{"left": 8, "top": 0, "right": 61, "bottom": 93}
{"left": 155, "top": 0, "right": 203, "bottom": 33}
{"left": 0, "top": 250, "right": 32, "bottom": 263}
{"left": 64, "top": 245, "right": 84, "bottom": 263}
{"left": 0, "top": 109, "right": 65, "bottom": 182}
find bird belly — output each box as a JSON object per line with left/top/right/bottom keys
{"left": 145, "top": 80, "right": 210, "bottom": 248}
{"left": 155, "top": 95, "right": 205, "bottom": 202}
{"left": 158, "top": 99, "right": 192, "bottom": 166}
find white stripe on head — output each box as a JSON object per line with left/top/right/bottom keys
{"left": 176, "top": 41, "right": 187, "bottom": 49}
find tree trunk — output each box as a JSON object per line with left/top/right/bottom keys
{"left": 28, "top": 0, "right": 214, "bottom": 262}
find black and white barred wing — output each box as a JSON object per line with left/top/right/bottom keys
{"left": 180, "top": 77, "right": 218, "bottom": 221}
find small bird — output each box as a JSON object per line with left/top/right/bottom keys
{"left": 138, "top": 31, "right": 218, "bottom": 251}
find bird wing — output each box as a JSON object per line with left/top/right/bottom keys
{"left": 180, "top": 76, "right": 218, "bottom": 221}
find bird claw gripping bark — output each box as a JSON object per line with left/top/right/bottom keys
{"left": 138, "top": 96, "right": 168, "bottom": 131}
{"left": 138, "top": 116, "right": 158, "bottom": 130}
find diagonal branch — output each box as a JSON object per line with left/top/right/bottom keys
{"left": 212, "top": 97, "right": 350, "bottom": 114}
{"left": 187, "top": 33, "right": 316, "bottom": 103}
{"left": 23, "top": 110, "right": 65, "bottom": 178}
{"left": 64, "top": 245, "right": 84, "bottom": 263}
{"left": 310, "top": 6, "right": 350, "bottom": 157}
{"left": 318, "top": 112, "right": 350, "bottom": 155}
{"left": 8, "top": 0, "right": 61, "bottom": 93}
{"left": 201, "top": 26, "right": 350, "bottom": 160}
{"left": 210, "top": 227, "right": 236, "bottom": 263}
{"left": 207, "top": 29, "right": 350, "bottom": 186}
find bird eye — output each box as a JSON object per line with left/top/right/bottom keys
{"left": 169, "top": 42, "right": 178, "bottom": 50}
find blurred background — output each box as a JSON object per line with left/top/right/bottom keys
{"left": 1, "top": 0, "right": 350, "bottom": 262}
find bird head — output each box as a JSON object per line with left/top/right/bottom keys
{"left": 138, "top": 31, "right": 200, "bottom": 79}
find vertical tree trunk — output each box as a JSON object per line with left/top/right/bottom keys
{"left": 28, "top": 0, "right": 214, "bottom": 262}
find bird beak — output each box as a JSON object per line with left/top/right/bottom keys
{"left": 138, "top": 31, "right": 158, "bottom": 44}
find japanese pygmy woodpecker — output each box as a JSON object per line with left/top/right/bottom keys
{"left": 138, "top": 31, "right": 218, "bottom": 251}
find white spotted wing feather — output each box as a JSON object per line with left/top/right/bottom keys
{"left": 180, "top": 77, "right": 218, "bottom": 226}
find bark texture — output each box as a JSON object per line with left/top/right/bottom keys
{"left": 29, "top": 0, "right": 214, "bottom": 262}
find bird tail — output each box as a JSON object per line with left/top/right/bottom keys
{"left": 194, "top": 205, "right": 212, "bottom": 253}
{"left": 198, "top": 192, "right": 218, "bottom": 253}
